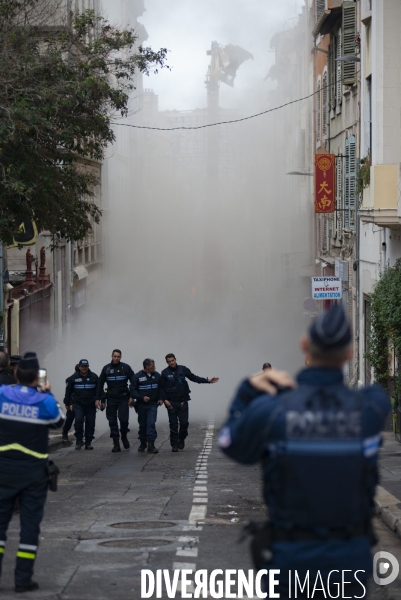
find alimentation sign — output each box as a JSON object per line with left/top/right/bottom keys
{"left": 312, "top": 277, "right": 342, "bottom": 300}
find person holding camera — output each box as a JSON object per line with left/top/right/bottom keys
{"left": 219, "top": 305, "right": 390, "bottom": 598}
{"left": 0, "top": 352, "right": 64, "bottom": 593}
{"left": 96, "top": 349, "right": 135, "bottom": 453}
{"left": 65, "top": 359, "right": 99, "bottom": 451}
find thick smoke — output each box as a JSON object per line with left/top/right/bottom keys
{"left": 45, "top": 0, "right": 311, "bottom": 425}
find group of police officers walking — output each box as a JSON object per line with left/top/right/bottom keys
{"left": 0, "top": 304, "right": 393, "bottom": 596}
{"left": 62, "top": 350, "right": 219, "bottom": 454}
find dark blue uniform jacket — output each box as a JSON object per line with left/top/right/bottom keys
{"left": 160, "top": 365, "right": 209, "bottom": 403}
{"left": 130, "top": 370, "right": 162, "bottom": 405}
{"left": 219, "top": 367, "right": 390, "bottom": 586}
{"left": 96, "top": 362, "right": 135, "bottom": 401}
{"left": 0, "top": 384, "right": 64, "bottom": 463}
{"left": 65, "top": 370, "right": 99, "bottom": 406}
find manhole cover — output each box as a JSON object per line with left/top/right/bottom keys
{"left": 100, "top": 538, "right": 171, "bottom": 548}
{"left": 109, "top": 521, "right": 175, "bottom": 529}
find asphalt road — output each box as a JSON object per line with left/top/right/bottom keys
{"left": 1, "top": 416, "right": 401, "bottom": 599}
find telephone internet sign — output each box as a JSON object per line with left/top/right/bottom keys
{"left": 312, "top": 277, "right": 342, "bottom": 300}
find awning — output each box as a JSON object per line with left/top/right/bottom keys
{"left": 73, "top": 265, "right": 89, "bottom": 280}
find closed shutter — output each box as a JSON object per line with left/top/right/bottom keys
{"left": 342, "top": 1, "right": 357, "bottom": 85}
{"left": 345, "top": 136, "right": 356, "bottom": 230}
{"left": 316, "top": 78, "right": 321, "bottom": 144}
{"left": 322, "top": 70, "right": 328, "bottom": 140}
{"left": 335, "top": 156, "right": 343, "bottom": 240}
{"left": 323, "top": 215, "right": 328, "bottom": 252}
{"left": 329, "top": 37, "right": 336, "bottom": 110}
{"left": 336, "top": 29, "right": 342, "bottom": 106}
{"left": 316, "top": 0, "right": 326, "bottom": 23}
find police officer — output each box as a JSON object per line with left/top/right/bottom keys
{"left": 0, "top": 352, "right": 64, "bottom": 593}
{"left": 65, "top": 359, "right": 99, "bottom": 450}
{"left": 96, "top": 349, "right": 135, "bottom": 453}
{"left": 160, "top": 353, "right": 219, "bottom": 452}
{"left": 62, "top": 364, "right": 79, "bottom": 442}
{"left": 219, "top": 305, "right": 390, "bottom": 598}
{"left": 130, "top": 358, "right": 164, "bottom": 454}
{"left": 0, "top": 352, "right": 16, "bottom": 385}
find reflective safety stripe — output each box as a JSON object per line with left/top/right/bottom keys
{"left": 19, "top": 544, "right": 37, "bottom": 551}
{"left": 286, "top": 439, "right": 362, "bottom": 455}
{"left": 0, "top": 444, "right": 48, "bottom": 459}
{"left": 17, "top": 552, "right": 36, "bottom": 560}
{"left": 0, "top": 548, "right": 4, "bottom": 554}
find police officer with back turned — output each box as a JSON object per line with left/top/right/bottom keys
{"left": 96, "top": 349, "right": 135, "bottom": 453}
{"left": 160, "top": 353, "right": 219, "bottom": 452}
{"left": 219, "top": 305, "right": 390, "bottom": 598}
{"left": 0, "top": 352, "right": 64, "bottom": 593}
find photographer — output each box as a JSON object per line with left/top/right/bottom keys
{"left": 219, "top": 305, "right": 390, "bottom": 598}
{"left": 0, "top": 352, "right": 64, "bottom": 593}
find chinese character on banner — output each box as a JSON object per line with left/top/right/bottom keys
{"left": 315, "top": 154, "right": 335, "bottom": 213}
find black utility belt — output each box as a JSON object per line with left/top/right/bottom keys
{"left": 269, "top": 523, "right": 368, "bottom": 542}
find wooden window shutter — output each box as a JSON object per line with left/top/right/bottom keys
{"left": 316, "top": 0, "right": 326, "bottom": 23}
{"left": 345, "top": 136, "right": 356, "bottom": 230}
{"left": 329, "top": 37, "right": 336, "bottom": 110}
{"left": 322, "top": 70, "right": 328, "bottom": 139}
{"left": 342, "top": 1, "right": 357, "bottom": 85}
{"left": 336, "top": 29, "right": 342, "bottom": 106}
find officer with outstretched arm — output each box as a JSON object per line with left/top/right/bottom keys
{"left": 219, "top": 305, "right": 390, "bottom": 598}
{"left": 0, "top": 352, "right": 64, "bottom": 593}
{"left": 160, "top": 353, "right": 219, "bottom": 452}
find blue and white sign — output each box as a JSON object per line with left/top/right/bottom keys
{"left": 312, "top": 277, "right": 342, "bottom": 300}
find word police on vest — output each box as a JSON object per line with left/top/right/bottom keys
{"left": 140, "top": 569, "right": 367, "bottom": 598}
{"left": 1, "top": 402, "right": 39, "bottom": 419}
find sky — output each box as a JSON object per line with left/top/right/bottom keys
{"left": 104, "top": 0, "right": 306, "bottom": 113}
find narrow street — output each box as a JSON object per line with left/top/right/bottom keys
{"left": 0, "top": 414, "right": 401, "bottom": 598}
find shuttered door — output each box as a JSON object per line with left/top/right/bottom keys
{"left": 322, "top": 70, "right": 328, "bottom": 140}
{"left": 342, "top": 2, "right": 357, "bottom": 85}
{"left": 336, "top": 29, "right": 343, "bottom": 107}
{"left": 316, "top": 79, "right": 321, "bottom": 144}
{"left": 335, "top": 156, "right": 343, "bottom": 240}
{"left": 329, "top": 37, "right": 336, "bottom": 110}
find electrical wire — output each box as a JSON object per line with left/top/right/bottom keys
{"left": 111, "top": 70, "right": 361, "bottom": 132}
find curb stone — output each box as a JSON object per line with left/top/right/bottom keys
{"left": 374, "top": 485, "right": 401, "bottom": 535}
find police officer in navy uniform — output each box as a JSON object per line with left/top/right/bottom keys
{"left": 62, "top": 364, "right": 79, "bottom": 442}
{"left": 219, "top": 305, "right": 390, "bottom": 598}
{"left": 0, "top": 352, "right": 64, "bottom": 593}
{"left": 0, "top": 352, "right": 16, "bottom": 386}
{"left": 130, "top": 358, "right": 164, "bottom": 453}
{"left": 96, "top": 349, "right": 135, "bottom": 453}
{"left": 160, "top": 353, "right": 219, "bottom": 452}
{"left": 65, "top": 359, "right": 99, "bottom": 450}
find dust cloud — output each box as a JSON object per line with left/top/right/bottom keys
{"left": 44, "top": 0, "right": 312, "bottom": 426}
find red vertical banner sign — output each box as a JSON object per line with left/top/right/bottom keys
{"left": 315, "top": 154, "right": 335, "bottom": 213}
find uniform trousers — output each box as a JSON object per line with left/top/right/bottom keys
{"left": 166, "top": 401, "right": 189, "bottom": 446}
{"left": 74, "top": 404, "right": 96, "bottom": 445}
{"left": 106, "top": 397, "right": 129, "bottom": 441}
{"left": 0, "top": 459, "right": 48, "bottom": 586}
{"left": 137, "top": 404, "right": 158, "bottom": 442}
{"left": 62, "top": 408, "right": 75, "bottom": 434}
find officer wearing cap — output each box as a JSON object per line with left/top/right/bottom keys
{"left": 65, "top": 360, "right": 99, "bottom": 450}
{"left": 219, "top": 305, "right": 390, "bottom": 598}
{"left": 0, "top": 352, "right": 64, "bottom": 593}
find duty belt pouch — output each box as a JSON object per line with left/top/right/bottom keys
{"left": 46, "top": 460, "right": 60, "bottom": 492}
{"left": 243, "top": 522, "right": 273, "bottom": 570}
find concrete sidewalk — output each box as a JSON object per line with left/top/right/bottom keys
{"left": 375, "top": 432, "right": 401, "bottom": 536}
